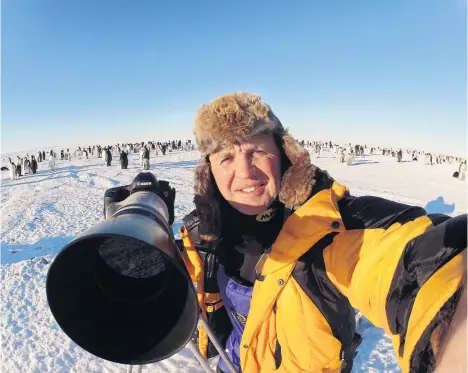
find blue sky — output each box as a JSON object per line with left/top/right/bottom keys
{"left": 2, "top": 0, "right": 467, "bottom": 156}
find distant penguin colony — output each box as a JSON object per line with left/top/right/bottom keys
{"left": 2, "top": 140, "right": 192, "bottom": 179}
{"left": 4, "top": 140, "right": 464, "bottom": 184}
{"left": 301, "top": 140, "right": 466, "bottom": 181}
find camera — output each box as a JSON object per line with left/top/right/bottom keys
{"left": 46, "top": 172, "right": 199, "bottom": 365}
{"left": 103, "top": 172, "right": 175, "bottom": 224}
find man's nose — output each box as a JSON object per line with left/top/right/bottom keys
{"left": 234, "top": 153, "right": 255, "bottom": 178}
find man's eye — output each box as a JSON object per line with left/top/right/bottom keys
{"left": 220, "top": 156, "right": 233, "bottom": 164}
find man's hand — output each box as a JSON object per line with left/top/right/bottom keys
{"left": 434, "top": 252, "right": 467, "bottom": 373}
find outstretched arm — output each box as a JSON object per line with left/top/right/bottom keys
{"left": 325, "top": 195, "right": 466, "bottom": 373}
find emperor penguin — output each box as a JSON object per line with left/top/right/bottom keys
{"left": 139, "top": 147, "right": 145, "bottom": 166}
{"left": 120, "top": 151, "right": 128, "bottom": 169}
{"left": 105, "top": 149, "right": 112, "bottom": 167}
{"left": 30, "top": 155, "right": 38, "bottom": 174}
{"left": 459, "top": 162, "right": 466, "bottom": 181}
{"left": 315, "top": 144, "right": 321, "bottom": 158}
{"left": 397, "top": 149, "right": 403, "bottom": 163}
{"left": 22, "top": 157, "right": 28, "bottom": 174}
{"left": 16, "top": 157, "right": 22, "bottom": 176}
{"left": 339, "top": 149, "right": 346, "bottom": 163}
{"left": 142, "top": 157, "right": 150, "bottom": 170}
{"left": 8, "top": 157, "right": 16, "bottom": 181}
{"left": 345, "top": 151, "right": 354, "bottom": 166}
{"left": 104, "top": 148, "right": 109, "bottom": 165}
{"left": 24, "top": 156, "right": 31, "bottom": 174}
{"left": 49, "top": 152, "right": 55, "bottom": 171}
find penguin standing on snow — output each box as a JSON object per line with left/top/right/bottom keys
{"left": 30, "top": 155, "right": 38, "bottom": 174}
{"left": 345, "top": 151, "right": 354, "bottom": 166}
{"left": 458, "top": 161, "right": 466, "bottom": 181}
{"left": 16, "top": 163, "right": 22, "bottom": 177}
{"left": 139, "top": 147, "right": 145, "bottom": 166}
{"left": 49, "top": 151, "right": 55, "bottom": 171}
{"left": 15, "top": 157, "right": 22, "bottom": 176}
{"left": 143, "top": 157, "right": 150, "bottom": 170}
{"left": 103, "top": 148, "right": 108, "bottom": 165}
{"left": 142, "top": 146, "right": 150, "bottom": 170}
{"left": 339, "top": 149, "right": 345, "bottom": 163}
{"left": 105, "top": 149, "right": 112, "bottom": 167}
{"left": 24, "top": 156, "right": 32, "bottom": 174}
{"left": 38, "top": 151, "right": 42, "bottom": 162}
{"left": 397, "top": 149, "right": 403, "bottom": 163}
{"left": 119, "top": 151, "right": 128, "bottom": 169}
{"left": 22, "top": 157, "right": 28, "bottom": 174}
{"left": 8, "top": 157, "right": 16, "bottom": 181}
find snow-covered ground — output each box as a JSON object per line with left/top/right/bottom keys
{"left": 1, "top": 147, "right": 466, "bottom": 373}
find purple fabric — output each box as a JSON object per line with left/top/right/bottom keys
{"left": 217, "top": 264, "right": 253, "bottom": 373}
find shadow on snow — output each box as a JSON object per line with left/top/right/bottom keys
{"left": 1, "top": 236, "right": 75, "bottom": 265}
{"left": 350, "top": 161, "right": 380, "bottom": 166}
{"left": 1, "top": 164, "right": 100, "bottom": 188}
{"left": 424, "top": 196, "right": 456, "bottom": 215}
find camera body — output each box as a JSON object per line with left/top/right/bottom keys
{"left": 103, "top": 172, "right": 176, "bottom": 225}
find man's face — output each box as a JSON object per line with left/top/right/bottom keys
{"left": 209, "top": 134, "right": 282, "bottom": 215}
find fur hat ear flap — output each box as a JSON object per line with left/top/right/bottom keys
{"left": 278, "top": 132, "right": 318, "bottom": 209}
{"left": 193, "top": 158, "right": 222, "bottom": 240}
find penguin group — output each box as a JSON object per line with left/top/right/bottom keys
{"left": 2, "top": 139, "right": 197, "bottom": 182}
{"left": 64, "top": 138, "right": 193, "bottom": 170}
{"left": 3, "top": 139, "right": 465, "bottom": 184}
{"left": 301, "top": 140, "right": 466, "bottom": 177}
{"left": 7, "top": 154, "right": 39, "bottom": 181}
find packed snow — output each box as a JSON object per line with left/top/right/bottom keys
{"left": 1, "top": 146, "right": 466, "bottom": 373}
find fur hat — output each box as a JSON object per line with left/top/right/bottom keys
{"left": 193, "top": 92, "right": 319, "bottom": 239}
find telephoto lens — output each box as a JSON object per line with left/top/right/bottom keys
{"left": 46, "top": 173, "right": 199, "bottom": 365}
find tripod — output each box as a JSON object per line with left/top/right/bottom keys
{"left": 127, "top": 315, "right": 237, "bottom": 373}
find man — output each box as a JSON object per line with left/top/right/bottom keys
{"left": 179, "top": 92, "right": 466, "bottom": 373}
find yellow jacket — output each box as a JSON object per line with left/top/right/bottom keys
{"left": 179, "top": 176, "right": 466, "bottom": 373}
